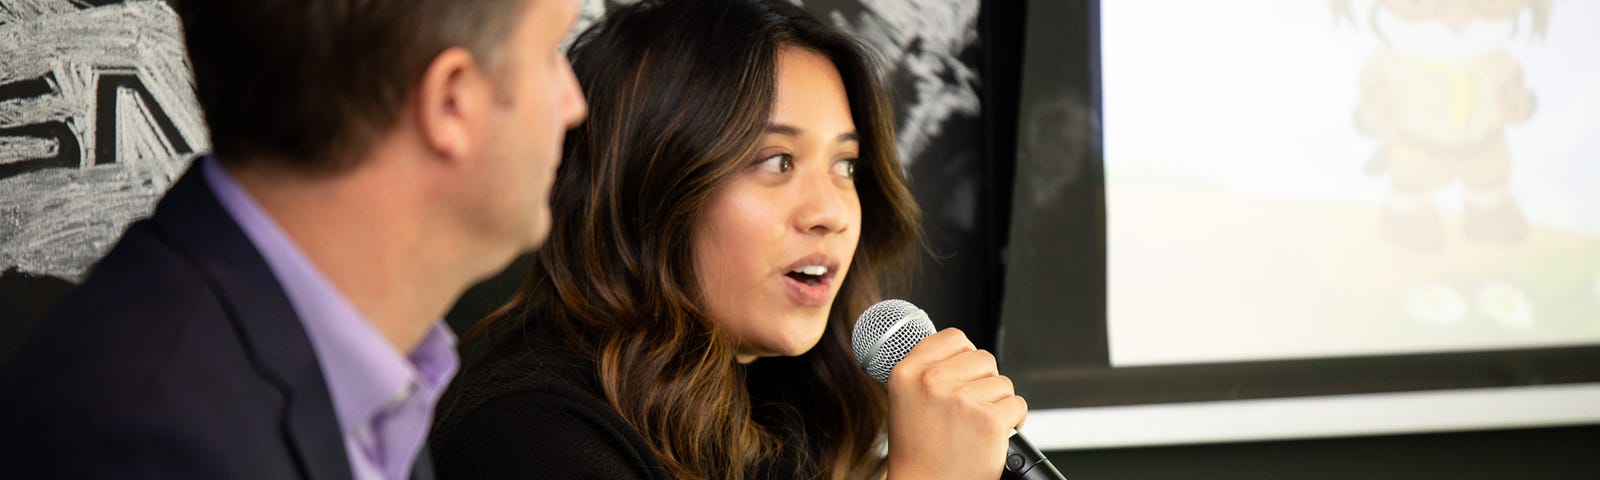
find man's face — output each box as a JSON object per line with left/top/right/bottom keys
{"left": 478, "top": 0, "right": 587, "bottom": 253}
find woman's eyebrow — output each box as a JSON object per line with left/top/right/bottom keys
{"left": 766, "top": 123, "right": 860, "bottom": 143}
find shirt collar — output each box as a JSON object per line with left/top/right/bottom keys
{"left": 201, "top": 156, "right": 459, "bottom": 434}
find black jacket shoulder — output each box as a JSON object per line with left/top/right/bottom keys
{"left": 0, "top": 163, "right": 355, "bottom": 479}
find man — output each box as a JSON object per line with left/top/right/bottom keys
{"left": 0, "top": 0, "right": 586, "bottom": 478}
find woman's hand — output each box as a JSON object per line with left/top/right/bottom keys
{"left": 884, "top": 328, "right": 1027, "bottom": 480}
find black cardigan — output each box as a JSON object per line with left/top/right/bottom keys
{"left": 429, "top": 326, "right": 673, "bottom": 479}
{"left": 430, "top": 323, "right": 817, "bottom": 479}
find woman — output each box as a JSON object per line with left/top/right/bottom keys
{"left": 430, "top": 0, "right": 1026, "bottom": 478}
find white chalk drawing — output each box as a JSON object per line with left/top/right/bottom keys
{"left": 1, "top": 0, "right": 206, "bottom": 281}
{"left": 824, "top": 0, "right": 981, "bottom": 165}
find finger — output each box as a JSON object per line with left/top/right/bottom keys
{"left": 955, "top": 374, "right": 1015, "bottom": 404}
{"left": 995, "top": 394, "right": 1029, "bottom": 430}
{"left": 931, "top": 348, "right": 1000, "bottom": 383}
{"left": 899, "top": 327, "right": 975, "bottom": 366}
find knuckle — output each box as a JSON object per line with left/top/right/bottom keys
{"left": 919, "top": 366, "right": 948, "bottom": 392}
{"left": 942, "top": 328, "right": 974, "bottom": 346}
{"left": 886, "top": 364, "right": 920, "bottom": 388}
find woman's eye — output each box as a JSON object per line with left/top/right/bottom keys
{"left": 833, "top": 158, "right": 857, "bottom": 179}
{"left": 756, "top": 153, "right": 793, "bottom": 174}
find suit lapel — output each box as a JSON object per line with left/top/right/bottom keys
{"left": 409, "top": 445, "right": 435, "bottom": 480}
{"left": 150, "top": 160, "right": 354, "bottom": 480}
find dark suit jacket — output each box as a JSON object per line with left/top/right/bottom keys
{"left": 0, "top": 162, "right": 433, "bottom": 480}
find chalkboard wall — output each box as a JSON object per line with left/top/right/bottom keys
{"left": 2, "top": 0, "right": 204, "bottom": 360}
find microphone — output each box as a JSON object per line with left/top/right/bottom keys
{"left": 853, "top": 299, "right": 1068, "bottom": 480}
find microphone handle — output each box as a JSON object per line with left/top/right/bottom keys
{"left": 1003, "top": 431, "right": 1067, "bottom": 480}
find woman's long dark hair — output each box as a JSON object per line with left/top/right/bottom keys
{"left": 466, "top": 0, "right": 922, "bottom": 478}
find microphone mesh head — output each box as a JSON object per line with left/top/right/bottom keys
{"left": 852, "top": 299, "right": 936, "bottom": 383}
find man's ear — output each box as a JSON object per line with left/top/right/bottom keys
{"left": 414, "top": 47, "right": 490, "bottom": 162}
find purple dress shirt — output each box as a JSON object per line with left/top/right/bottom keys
{"left": 202, "top": 158, "right": 459, "bottom": 480}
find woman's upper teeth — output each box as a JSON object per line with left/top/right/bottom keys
{"left": 792, "top": 265, "right": 828, "bottom": 276}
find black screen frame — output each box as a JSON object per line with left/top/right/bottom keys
{"left": 997, "top": 0, "right": 1600, "bottom": 410}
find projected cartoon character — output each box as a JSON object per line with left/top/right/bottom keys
{"left": 1334, "top": 0, "right": 1550, "bottom": 252}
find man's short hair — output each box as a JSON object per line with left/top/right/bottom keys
{"left": 174, "top": 0, "right": 529, "bottom": 171}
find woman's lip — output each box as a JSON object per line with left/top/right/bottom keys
{"left": 783, "top": 253, "right": 841, "bottom": 279}
{"left": 782, "top": 274, "right": 833, "bottom": 307}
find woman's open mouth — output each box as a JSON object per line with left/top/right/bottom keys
{"left": 786, "top": 265, "right": 829, "bottom": 286}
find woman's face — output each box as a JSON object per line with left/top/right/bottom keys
{"left": 693, "top": 47, "right": 863, "bottom": 363}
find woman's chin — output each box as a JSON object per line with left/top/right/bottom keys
{"left": 739, "top": 328, "right": 827, "bottom": 361}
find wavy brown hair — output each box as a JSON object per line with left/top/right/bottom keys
{"left": 465, "top": 0, "right": 921, "bottom": 478}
